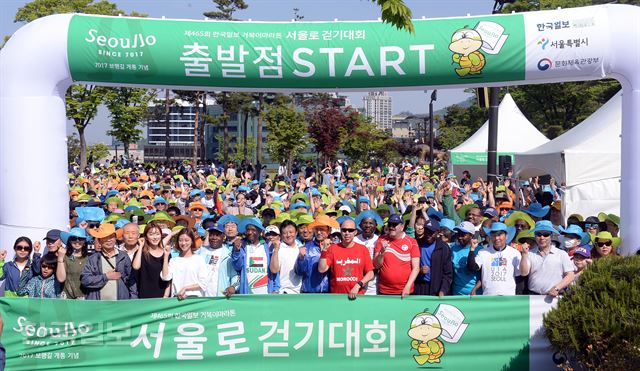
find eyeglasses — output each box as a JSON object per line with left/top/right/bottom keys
{"left": 597, "top": 241, "right": 612, "bottom": 247}
{"left": 388, "top": 223, "right": 402, "bottom": 228}
{"left": 87, "top": 222, "right": 101, "bottom": 229}
{"left": 46, "top": 238, "right": 57, "bottom": 243}
{"left": 535, "top": 232, "right": 552, "bottom": 237}
{"left": 69, "top": 237, "right": 84, "bottom": 243}
{"left": 341, "top": 228, "right": 356, "bottom": 233}
{"left": 15, "top": 245, "right": 31, "bottom": 252}
{"left": 41, "top": 264, "right": 55, "bottom": 270}
{"left": 585, "top": 223, "right": 599, "bottom": 229}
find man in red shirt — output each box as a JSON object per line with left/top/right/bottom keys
{"left": 318, "top": 219, "right": 374, "bottom": 299}
{"left": 374, "top": 214, "right": 420, "bottom": 298}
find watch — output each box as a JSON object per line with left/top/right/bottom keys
{"left": 357, "top": 281, "right": 365, "bottom": 288}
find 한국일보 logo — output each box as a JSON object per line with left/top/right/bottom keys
{"left": 537, "top": 58, "right": 553, "bottom": 71}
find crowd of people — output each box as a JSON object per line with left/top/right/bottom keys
{"left": 0, "top": 158, "right": 624, "bottom": 300}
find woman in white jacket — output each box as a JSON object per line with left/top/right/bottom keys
{"left": 160, "top": 228, "right": 208, "bottom": 298}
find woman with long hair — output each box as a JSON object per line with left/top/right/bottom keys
{"left": 132, "top": 222, "right": 171, "bottom": 298}
{"left": 0, "top": 237, "right": 42, "bottom": 297}
{"left": 160, "top": 228, "right": 208, "bottom": 298}
{"left": 57, "top": 228, "right": 90, "bottom": 299}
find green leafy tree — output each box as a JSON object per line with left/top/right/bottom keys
{"left": 374, "top": 0, "right": 414, "bottom": 33}
{"left": 264, "top": 104, "right": 308, "bottom": 177}
{"left": 67, "top": 134, "right": 81, "bottom": 164}
{"left": 173, "top": 90, "right": 208, "bottom": 164}
{"left": 104, "top": 87, "right": 156, "bottom": 158}
{"left": 88, "top": 143, "right": 110, "bottom": 162}
{"left": 66, "top": 86, "right": 109, "bottom": 170}
{"left": 203, "top": 0, "right": 248, "bottom": 20}
{"left": 342, "top": 115, "right": 395, "bottom": 168}
{"left": 438, "top": 100, "right": 487, "bottom": 150}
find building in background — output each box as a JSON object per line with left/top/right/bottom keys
{"left": 144, "top": 97, "right": 215, "bottom": 162}
{"left": 363, "top": 91, "right": 392, "bottom": 131}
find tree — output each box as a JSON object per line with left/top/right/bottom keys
{"left": 438, "top": 101, "right": 487, "bottom": 150}
{"left": 67, "top": 134, "right": 81, "bottom": 164}
{"left": 342, "top": 115, "right": 395, "bottom": 168}
{"left": 104, "top": 87, "right": 156, "bottom": 159}
{"left": 87, "top": 143, "right": 110, "bottom": 162}
{"left": 304, "top": 94, "right": 359, "bottom": 165}
{"left": 203, "top": 0, "right": 248, "bottom": 20}
{"left": 373, "top": 0, "right": 414, "bottom": 33}
{"left": 13, "top": 0, "right": 133, "bottom": 170}
{"left": 264, "top": 104, "right": 308, "bottom": 177}
{"left": 66, "top": 86, "right": 109, "bottom": 170}
{"left": 173, "top": 90, "right": 208, "bottom": 165}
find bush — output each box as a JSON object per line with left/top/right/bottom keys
{"left": 543, "top": 255, "right": 640, "bottom": 370}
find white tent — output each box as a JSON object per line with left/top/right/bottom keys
{"left": 449, "top": 93, "right": 549, "bottom": 179}
{"left": 514, "top": 91, "right": 621, "bottom": 219}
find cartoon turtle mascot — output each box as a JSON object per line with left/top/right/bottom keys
{"left": 407, "top": 311, "right": 445, "bottom": 365}
{"left": 449, "top": 27, "right": 486, "bottom": 77}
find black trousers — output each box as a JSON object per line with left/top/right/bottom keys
{"left": 412, "top": 280, "right": 431, "bottom": 295}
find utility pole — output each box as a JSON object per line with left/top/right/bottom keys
{"left": 164, "top": 89, "right": 170, "bottom": 163}
{"left": 487, "top": 0, "right": 513, "bottom": 183}
{"left": 429, "top": 90, "right": 437, "bottom": 177}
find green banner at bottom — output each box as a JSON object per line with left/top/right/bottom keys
{"left": 0, "top": 295, "right": 531, "bottom": 370}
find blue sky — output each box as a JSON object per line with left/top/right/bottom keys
{"left": 2, "top": 0, "right": 493, "bottom": 143}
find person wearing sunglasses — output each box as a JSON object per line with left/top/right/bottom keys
{"left": 0, "top": 237, "right": 42, "bottom": 297}
{"left": 519, "top": 221, "right": 574, "bottom": 297}
{"left": 592, "top": 231, "right": 620, "bottom": 259}
{"left": 57, "top": 228, "right": 91, "bottom": 299}
{"left": 318, "top": 219, "right": 374, "bottom": 299}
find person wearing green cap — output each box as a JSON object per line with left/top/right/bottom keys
{"left": 296, "top": 214, "right": 315, "bottom": 245}
{"left": 295, "top": 216, "right": 332, "bottom": 294}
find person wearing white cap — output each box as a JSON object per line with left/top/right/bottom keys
{"left": 450, "top": 221, "right": 482, "bottom": 296}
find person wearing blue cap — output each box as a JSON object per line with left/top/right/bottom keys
{"left": 357, "top": 196, "right": 371, "bottom": 212}
{"left": 225, "top": 192, "right": 254, "bottom": 216}
{"left": 558, "top": 224, "right": 591, "bottom": 257}
{"left": 58, "top": 227, "right": 90, "bottom": 299}
{"left": 450, "top": 221, "right": 482, "bottom": 296}
{"left": 467, "top": 222, "right": 522, "bottom": 295}
{"left": 196, "top": 223, "right": 240, "bottom": 297}
{"left": 231, "top": 220, "right": 280, "bottom": 295}
{"left": 412, "top": 216, "right": 452, "bottom": 297}
{"left": 352, "top": 210, "right": 382, "bottom": 294}
{"left": 520, "top": 221, "right": 574, "bottom": 297}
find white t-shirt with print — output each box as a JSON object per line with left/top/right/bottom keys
{"left": 474, "top": 245, "right": 522, "bottom": 296}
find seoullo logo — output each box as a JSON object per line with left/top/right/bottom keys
{"left": 84, "top": 29, "right": 156, "bottom": 49}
